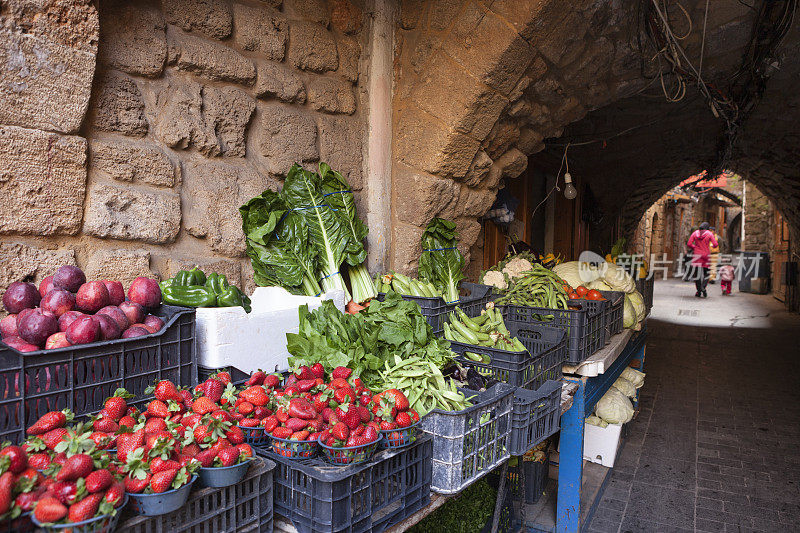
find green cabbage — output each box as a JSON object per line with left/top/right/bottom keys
{"left": 603, "top": 262, "right": 636, "bottom": 293}
{"left": 623, "top": 296, "right": 636, "bottom": 328}
{"left": 586, "top": 415, "right": 608, "bottom": 428}
{"left": 612, "top": 377, "right": 637, "bottom": 398}
{"left": 589, "top": 279, "right": 613, "bottom": 291}
{"left": 628, "top": 290, "right": 646, "bottom": 321}
{"left": 621, "top": 367, "right": 646, "bottom": 388}
{"left": 595, "top": 388, "right": 634, "bottom": 424}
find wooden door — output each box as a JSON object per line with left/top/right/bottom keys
{"left": 773, "top": 210, "right": 790, "bottom": 301}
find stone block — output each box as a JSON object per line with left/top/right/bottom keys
{"left": 399, "top": 0, "right": 424, "bottom": 30}
{"left": 285, "top": 0, "right": 330, "bottom": 26}
{"left": 330, "top": 0, "right": 363, "bottom": 34}
{"left": 90, "top": 71, "right": 149, "bottom": 136}
{"left": 288, "top": 22, "right": 338, "bottom": 73}
{"left": 90, "top": 138, "right": 177, "bottom": 187}
{"left": 0, "top": 125, "right": 87, "bottom": 235}
{"left": 428, "top": 0, "right": 463, "bottom": 31}
{"left": 151, "top": 79, "right": 218, "bottom": 156}
{"left": 99, "top": 1, "right": 166, "bottom": 77}
{"left": 410, "top": 51, "right": 507, "bottom": 141}
{"left": 164, "top": 256, "right": 242, "bottom": 288}
{"left": 393, "top": 168, "right": 458, "bottom": 227}
{"left": 394, "top": 105, "right": 480, "bottom": 180}
{"left": 458, "top": 186, "right": 498, "bottom": 217}
{"left": 83, "top": 183, "right": 181, "bottom": 244}
{"left": 203, "top": 86, "right": 256, "bottom": 157}
{"left": 516, "top": 128, "right": 544, "bottom": 154}
{"left": 307, "top": 76, "right": 356, "bottom": 114}
{"left": 443, "top": 3, "right": 533, "bottom": 95}
{"left": 182, "top": 158, "right": 277, "bottom": 257}
{"left": 482, "top": 148, "right": 527, "bottom": 189}
{"left": 318, "top": 116, "right": 363, "bottom": 189}
{"left": 391, "top": 221, "right": 424, "bottom": 274}
{"left": 168, "top": 28, "right": 255, "bottom": 85}
{"left": 1, "top": 0, "right": 98, "bottom": 54}
{"left": 336, "top": 35, "right": 360, "bottom": 82}
{"left": 0, "top": 30, "right": 96, "bottom": 135}
{"left": 485, "top": 122, "right": 520, "bottom": 159}
{"left": 84, "top": 248, "right": 156, "bottom": 286}
{"left": 254, "top": 61, "right": 306, "bottom": 103}
{"left": 0, "top": 242, "right": 76, "bottom": 290}
{"left": 257, "top": 105, "right": 319, "bottom": 174}
{"left": 233, "top": 3, "right": 287, "bottom": 61}
{"left": 455, "top": 216, "right": 482, "bottom": 254}
{"left": 462, "top": 150, "right": 493, "bottom": 187}
{"left": 161, "top": 0, "right": 233, "bottom": 40}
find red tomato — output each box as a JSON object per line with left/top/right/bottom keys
{"left": 575, "top": 286, "right": 589, "bottom": 296}
{"left": 568, "top": 293, "right": 581, "bottom": 299}
{"left": 586, "top": 290, "right": 605, "bottom": 300}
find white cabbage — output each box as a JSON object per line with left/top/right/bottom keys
{"left": 586, "top": 415, "right": 608, "bottom": 428}
{"left": 595, "top": 388, "right": 634, "bottom": 424}
{"left": 552, "top": 261, "right": 584, "bottom": 288}
{"left": 612, "top": 377, "right": 637, "bottom": 398}
{"left": 621, "top": 367, "right": 646, "bottom": 388}
{"left": 603, "top": 262, "right": 636, "bottom": 293}
{"left": 628, "top": 291, "right": 646, "bottom": 321}
{"left": 623, "top": 296, "right": 637, "bottom": 328}
{"left": 588, "top": 279, "right": 613, "bottom": 291}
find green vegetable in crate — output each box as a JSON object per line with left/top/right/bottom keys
{"left": 379, "top": 354, "right": 472, "bottom": 416}
{"left": 377, "top": 272, "right": 443, "bottom": 299}
{"left": 494, "top": 264, "right": 570, "bottom": 312}
{"left": 418, "top": 218, "right": 465, "bottom": 304}
{"left": 443, "top": 306, "right": 526, "bottom": 364}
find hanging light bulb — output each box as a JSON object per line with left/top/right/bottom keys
{"left": 563, "top": 172, "right": 578, "bottom": 200}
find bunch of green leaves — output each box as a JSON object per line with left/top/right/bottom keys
{"left": 286, "top": 292, "right": 453, "bottom": 387}
{"left": 409, "top": 479, "right": 498, "bottom": 533}
{"left": 418, "top": 218, "right": 465, "bottom": 304}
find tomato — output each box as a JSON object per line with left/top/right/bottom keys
{"left": 585, "top": 289, "right": 605, "bottom": 300}
{"left": 568, "top": 293, "right": 581, "bottom": 299}
{"left": 575, "top": 285, "right": 589, "bottom": 296}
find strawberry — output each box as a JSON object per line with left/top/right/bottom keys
{"left": 271, "top": 427, "right": 292, "bottom": 439}
{"left": 216, "top": 447, "right": 240, "bottom": 467}
{"left": 262, "top": 416, "right": 279, "bottom": 432}
{"left": 144, "top": 417, "right": 168, "bottom": 434}
{"left": 327, "top": 378, "right": 349, "bottom": 390}
{"left": 240, "top": 418, "right": 260, "bottom": 428}
{"left": 245, "top": 370, "right": 266, "bottom": 387}
{"left": 395, "top": 412, "right": 413, "bottom": 428}
{"left": 181, "top": 413, "right": 202, "bottom": 427}
{"left": 28, "top": 452, "right": 51, "bottom": 470}
{"left": 147, "top": 400, "right": 170, "bottom": 418}
{"left": 336, "top": 404, "right": 362, "bottom": 430}
{"left": 89, "top": 431, "right": 112, "bottom": 450}
{"left": 150, "top": 468, "right": 179, "bottom": 493}
{"left": 92, "top": 417, "right": 119, "bottom": 433}
{"left": 56, "top": 454, "right": 94, "bottom": 482}
{"left": 151, "top": 457, "right": 180, "bottom": 473}
{"left": 331, "top": 422, "right": 349, "bottom": 441}
{"left": 204, "top": 378, "right": 225, "bottom": 402}
{"left": 103, "top": 388, "right": 133, "bottom": 420}
{"left": 51, "top": 480, "right": 81, "bottom": 506}
{"left": 153, "top": 380, "right": 180, "bottom": 402}
{"left": 34, "top": 496, "right": 68, "bottom": 523}
{"left": 0, "top": 444, "right": 28, "bottom": 474}
{"left": 15, "top": 487, "right": 45, "bottom": 512}
{"left": 380, "top": 420, "right": 397, "bottom": 430}
{"left": 192, "top": 397, "right": 217, "bottom": 415}
{"left": 118, "top": 415, "right": 137, "bottom": 430}
{"left": 116, "top": 430, "right": 145, "bottom": 463}
{"left": 237, "top": 401, "right": 254, "bottom": 416}
{"left": 27, "top": 409, "right": 71, "bottom": 436}
{"left": 264, "top": 374, "right": 281, "bottom": 388}
{"left": 331, "top": 366, "right": 352, "bottom": 380}
{"left": 333, "top": 388, "right": 355, "bottom": 405}
{"left": 83, "top": 469, "right": 113, "bottom": 494}
{"left": 210, "top": 410, "right": 232, "bottom": 423}
{"left": 236, "top": 443, "right": 253, "bottom": 459}
{"left": 382, "top": 389, "right": 410, "bottom": 411}
{"left": 407, "top": 409, "right": 420, "bottom": 423}
{"left": 285, "top": 418, "right": 309, "bottom": 432}
{"left": 0, "top": 471, "right": 13, "bottom": 515}
{"left": 68, "top": 492, "right": 103, "bottom": 522}
{"left": 225, "top": 426, "right": 244, "bottom": 445}
{"left": 295, "top": 366, "right": 314, "bottom": 381}
{"left": 17, "top": 467, "right": 42, "bottom": 484}
{"left": 213, "top": 371, "right": 232, "bottom": 385}
{"left": 312, "top": 391, "right": 333, "bottom": 412}
{"left": 363, "top": 425, "right": 379, "bottom": 443}
{"left": 356, "top": 405, "right": 371, "bottom": 423}
{"left": 195, "top": 449, "right": 217, "bottom": 467}
{"left": 105, "top": 481, "right": 125, "bottom": 507}
{"left": 239, "top": 386, "right": 269, "bottom": 407}
{"left": 124, "top": 473, "right": 151, "bottom": 493}
{"left": 289, "top": 430, "right": 310, "bottom": 441}
{"left": 181, "top": 443, "right": 201, "bottom": 457}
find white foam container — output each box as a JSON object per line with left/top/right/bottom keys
{"left": 195, "top": 286, "right": 346, "bottom": 374}
{"left": 582, "top": 422, "right": 623, "bottom": 468}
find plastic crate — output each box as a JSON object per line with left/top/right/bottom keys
{"left": 0, "top": 305, "right": 196, "bottom": 443}
{"left": 263, "top": 435, "right": 432, "bottom": 533}
{"left": 117, "top": 456, "right": 274, "bottom": 533}
{"left": 599, "top": 290, "right": 625, "bottom": 338}
{"left": 449, "top": 322, "right": 565, "bottom": 390}
{"left": 636, "top": 277, "right": 654, "bottom": 314}
{"left": 376, "top": 282, "right": 492, "bottom": 335}
{"left": 0, "top": 512, "right": 34, "bottom": 533}
{"left": 498, "top": 300, "right": 605, "bottom": 365}
{"left": 420, "top": 382, "right": 514, "bottom": 494}
{"left": 508, "top": 380, "right": 561, "bottom": 456}
{"left": 197, "top": 365, "right": 248, "bottom": 383}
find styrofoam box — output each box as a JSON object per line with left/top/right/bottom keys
{"left": 583, "top": 422, "right": 622, "bottom": 468}
{"left": 195, "top": 287, "right": 346, "bottom": 374}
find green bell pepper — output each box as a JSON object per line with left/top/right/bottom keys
{"left": 205, "top": 273, "right": 230, "bottom": 295}
{"left": 173, "top": 267, "right": 207, "bottom": 287}
{"left": 217, "top": 286, "right": 243, "bottom": 308}
{"left": 161, "top": 285, "right": 218, "bottom": 308}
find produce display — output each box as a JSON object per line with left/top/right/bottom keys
{"left": 0, "top": 265, "right": 163, "bottom": 352}
{"left": 418, "top": 218, "right": 465, "bottom": 304}
{"left": 376, "top": 272, "right": 443, "bottom": 300}
{"left": 160, "top": 267, "right": 251, "bottom": 312}
{"left": 491, "top": 263, "right": 571, "bottom": 310}
{"left": 443, "top": 306, "right": 526, "bottom": 362}
{"left": 240, "top": 162, "right": 376, "bottom": 304}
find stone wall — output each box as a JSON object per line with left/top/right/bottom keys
{"left": 0, "top": 0, "right": 367, "bottom": 294}
{"left": 743, "top": 182, "right": 774, "bottom": 252}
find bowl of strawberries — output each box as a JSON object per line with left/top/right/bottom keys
{"left": 196, "top": 446, "right": 253, "bottom": 488}
{"left": 371, "top": 389, "right": 421, "bottom": 449}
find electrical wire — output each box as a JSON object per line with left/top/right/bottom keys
{"left": 530, "top": 144, "right": 570, "bottom": 220}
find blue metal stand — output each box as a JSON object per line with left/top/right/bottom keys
{"left": 555, "top": 329, "right": 648, "bottom": 532}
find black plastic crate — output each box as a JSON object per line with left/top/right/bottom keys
{"left": 449, "top": 323, "right": 565, "bottom": 390}
{"left": 0, "top": 305, "right": 196, "bottom": 443}
{"left": 262, "top": 436, "right": 432, "bottom": 533}
{"left": 377, "top": 282, "right": 492, "bottom": 335}
{"left": 420, "top": 383, "right": 514, "bottom": 494}
{"left": 600, "top": 290, "right": 625, "bottom": 338}
{"left": 197, "top": 364, "right": 249, "bottom": 383}
{"left": 498, "top": 300, "right": 605, "bottom": 365}
{"left": 508, "top": 380, "right": 561, "bottom": 456}
{"left": 636, "top": 277, "right": 654, "bottom": 314}
{"left": 118, "top": 456, "right": 274, "bottom": 533}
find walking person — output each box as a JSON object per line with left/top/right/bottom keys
{"left": 687, "top": 222, "right": 719, "bottom": 298}
{"left": 718, "top": 260, "right": 735, "bottom": 295}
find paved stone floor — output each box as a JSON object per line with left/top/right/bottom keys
{"left": 586, "top": 278, "right": 800, "bottom": 533}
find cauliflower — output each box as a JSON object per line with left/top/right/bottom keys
{"left": 481, "top": 270, "right": 507, "bottom": 290}
{"left": 501, "top": 257, "right": 534, "bottom": 279}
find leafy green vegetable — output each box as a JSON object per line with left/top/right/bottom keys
{"left": 409, "top": 480, "right": 499, "bottom": 533}
{"left": 418, "top": 218, "right": 465, "bottom": 304}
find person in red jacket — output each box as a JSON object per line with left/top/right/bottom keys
{"left": 687, "top": 222, "right": 719, "bottom": 298}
